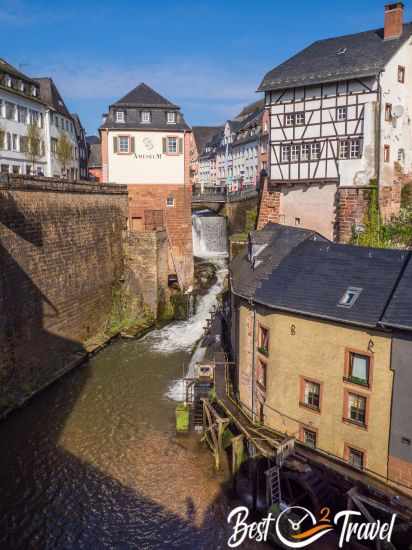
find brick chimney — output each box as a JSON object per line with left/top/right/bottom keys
{"left": 384, "top": 3, "right": 404, "bottom": 40}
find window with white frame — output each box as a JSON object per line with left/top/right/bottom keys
{"left": 18, "top": 106, "right": 27, "bottom": 123}
{"left": 281, "top": 145, "right": 290, "bottom": 162}
{"left": 339, "top": 139, "right": 361, "bottom": 160}
{"left": 337, "top": 106, "right": 347, "bottom": 121}
{"left": 350, "top": 139, "right": 361, "bottom": 159}
{"left": 141, "top": 111, "right": 151, "bottom": 123}
{"left": 291, "top": 144, "right": 300, "bottom": 162}
{"left": 311, "top": 142, "right": 321, "bottom": 159}
{"left": 301, "top": 143, "right": 310, "bottom": 161}
{"left": 285, "top": 113, "right": 294, "bottom": 126}
{"left": 295, "top": 112, "right": 305, "bottom": 125}
{"left": 116, "top": 111, "right": 125, "bottom": 123}
{"left": 118, "top": 136, "right": 130, "bottom": 153}
{"left": 5, "top": 102, "right": 15, "bottom": 120}
{"left": 166, "top": 195, "right": 175, "bottom": 207}
{"left": 167, "top": 136, "right": 177, "bottom": 153}
{"left": 339, "top": 140, "right": 349, "bottom": 159}
{"left": 167, "top": 111, "right": 176, "bottom": 124}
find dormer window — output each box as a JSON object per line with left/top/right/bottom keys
{"left": 141, "top": 111, "right": 151, "bottom": 123}
{"left": 116, "top": 110, "right": 125, "bottom": 123}
{"left": 5, "top": 75, "right": 12, "bottom": 87}
{"left": 31, "top": 86, "right": 37, "bottom": 97}
{"left": 167, "top": 111, "right": 176, "bottom": 124}
{"left": 338, "top": 287, "right": 362, "bottom": 308}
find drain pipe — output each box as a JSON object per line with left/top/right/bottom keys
{"left": 250, "top": 298, "right": 256, "bottom": 423}
{"left": 376, "top": 71, "right": 383, "bottom": 233}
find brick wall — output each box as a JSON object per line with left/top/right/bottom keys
{"left": 380, "top": 181, "right": 402, "bottom": 222}
{"left": 336, "top": 186, "right": 371, "bottom": 243}
{"left": 0, "top": 176, "right": 128, "bottom": 415}
{"left": 257, "top": 178, "right": 281, "bottom": 229}
{"left": 388, "top": 455, "right": 412, "bottom": 496}
{"left": 124, "top": 230, "right": 169, "bottom": 316}
{"left": 127, "top": 184, "right": 194, "bottom": 289}
{"left": 224, "top": 196, "right": 258, "bottom": 235}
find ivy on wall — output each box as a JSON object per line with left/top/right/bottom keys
{"left": 352, "top": 181, "right": 412, "bottom": 249}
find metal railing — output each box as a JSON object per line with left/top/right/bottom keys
{"left": 192, "top": 185, "right": 258, "bottom": 203}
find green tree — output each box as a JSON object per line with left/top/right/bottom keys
{"left": 56, "top": 132, "right": 73, "bottom": 177}
{"left": 26, "top": 121, "right": 42, "bottom": 172}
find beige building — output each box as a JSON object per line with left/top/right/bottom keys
{"left": 230, "top": 223, "right": 412, "bottom": 494}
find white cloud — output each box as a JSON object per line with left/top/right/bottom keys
{"left": 31, "top": 58, "right": 261, "bottom": 110}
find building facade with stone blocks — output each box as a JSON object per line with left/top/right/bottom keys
{"left": 230, "top": 223, "right": 412, "bottom": 497}
{"left": 100, "top": 83, "right": 193, "bottom": 289}
{"left": 257, "top": 3, "right": 412, "bottom": 241}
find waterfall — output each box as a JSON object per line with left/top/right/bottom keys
{"left": 192, "top": 212, "right": 228, "bottom": 258}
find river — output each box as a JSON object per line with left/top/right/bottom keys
{"left": 0, "top": 257, "right": 267, "bottom": 549}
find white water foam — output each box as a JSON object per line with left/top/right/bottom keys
{"left": 147, "top": 259, "right": 227, "bottom": 354}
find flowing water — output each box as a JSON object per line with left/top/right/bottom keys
{"left": 192, "top": 211, "right": 228, "bottom": 259}
{"left": 0, "top": 218, "right": 269, "bottom": 549}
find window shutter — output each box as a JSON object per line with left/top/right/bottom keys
{"left": 162, "top": 137, "right": 167, "bottom": 153}
{"left": 178, "top": 138, "right": 183, "bottom": 154}
{"left": 130, "top": 137, "right": 135, "bottom": 153}
{"left": 113, "top": 136, "right": 117, "bottom": 153}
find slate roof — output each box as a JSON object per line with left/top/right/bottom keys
{"left": 88, "top": 143, "right": 101, "bottom": 168}
{"left": 232, "top": 223, "right": 411, "bottom": 330}
{"left": 86, "top": 135, "right": 100, "bottom": 145}
{"left": 0, "top": 58, "right": 38, "bottom": 84}
{"left": 231, "top": 224, "right": 326, "bottom": 299}
{"left": 71, "top": 113, "right": 85, "bottom": 138}
{"left": 381, "top": 255, "right": 412, "bottom": 330}
{"left": 114, "top": 82, "right": 179, "bottom": 108}
{"left": 235, "top": 98, "right": 265, "bottom": 120}
{"left": 34, "top": 77, "right": 71, "bottom": 117}
{"left": 258, "top": 23, "right": 412, "bottom": 91}
{"left": 101, "top": 82, "right": 190, "bottom": 131}
{"left": 192, "top": 126, "right": 222, "bottom": 154}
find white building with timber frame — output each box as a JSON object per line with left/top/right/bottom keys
{"left": 258, "top": 3, "right": 412, "bottom": 240}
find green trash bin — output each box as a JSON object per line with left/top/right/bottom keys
{"left": 176, "top": 403, "right": 190, "bottom": 432}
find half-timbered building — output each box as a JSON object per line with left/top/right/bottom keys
{"left": 258, "top": 3, "right": 412, "bottom": 240}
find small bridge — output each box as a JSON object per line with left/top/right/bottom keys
{"left": 192, "top": 186, "right": 258, "bottom": 205}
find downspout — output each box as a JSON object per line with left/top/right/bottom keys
{"left": 376, "top": 71, "right": 383, "bottom": 234}
{"left": 250, "top": 299, "right": 256, "bottom": 422}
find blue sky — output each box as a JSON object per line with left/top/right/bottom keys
{"left": 2, "top": 0, "right": 412, "bottom": 135}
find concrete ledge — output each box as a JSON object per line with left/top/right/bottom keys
{"left": 0, "top": 174, "right": 127, "bottom": 195}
